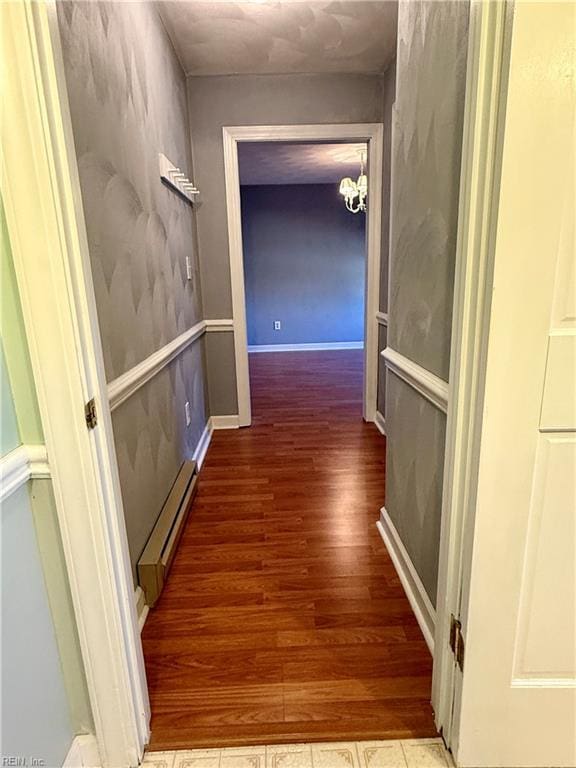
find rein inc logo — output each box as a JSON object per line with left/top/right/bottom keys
{"left": 2, "top": 759, "right": 45, "bottom": 766}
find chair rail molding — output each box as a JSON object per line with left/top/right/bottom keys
{"left": 107, "top": 319, "right": 233, "bottom": 411}
{"left": 382, "top": 347, "right": 449, "bottom": 414}
{"left": 204, "top": 318, "right": 234, "bottom": 332}
{"left": 108, "top": 321, "right": 205, "bottom": 411}
{"left": 376, "top": 311, "right": 389, "bottom": 327}
{"left": 0, "top": 444, "right": 50, "bottom": 502}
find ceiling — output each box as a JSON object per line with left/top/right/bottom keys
{"left": 238, "top": 141, "right": 367, "bottom": 185}
{"left": 157, "top": 1, "right": 398, "bottom": 77}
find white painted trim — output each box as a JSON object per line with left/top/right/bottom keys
{"left": 134, "top": 587, "right": 149, "bottom": 634}
{"left": 223, "top": 128, "right": 252, "bottom": 428}
{"left": 222, "top": 123, "right": 384, "bottom": 428}
{"left": 431, "top": 0, "right": 513, "bottom": 752}
{"left": 376, "top": 311, "right": 389, "bottom": 327}
{"left": 0, "top": 444, "right": 50, "bottom": 502}
{"left": 204, "top": 318, "right": 234, "bottom": 333}
{"left": 377, "top": 509, "right": 436, "bottom": 654}
{"left": 211, "top": 415, "right": 240, "bottom": 430}
{"left": 106, "top": 318, "right": 235, "bottom": 411}
{"left": 248, "top": 341, "right": 364, "bottom": 353}
{"left": 382, "top": 347, "right": 449, "bottom": 414}
{"left": 108, "top": 321, "right": 205, "bottom": 412}
{"left": 3, "top": 4, "right": 149, "bottom": 764}
{"left": 63, "top": 734, "right": 101, "bottom": 768}
{"left": 374, "top": 410, "right": 386, "bottom": 437}
{"left": 193, "top": 419, "right": 213, "bottom": 469}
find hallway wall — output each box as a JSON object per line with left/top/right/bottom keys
{"left": 241, "top": 184, "right": 366, "bottom": 347}
{"left": 57, "top": 2, "right": 209, "bottom": 580}
{"left": 385, "top": 0, "right": 470, "bottom": 604}
{"left": 187, "top": 72, "right": 386, "bottom": 413}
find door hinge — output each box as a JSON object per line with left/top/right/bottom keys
{"left": 449, "top": 614, "right": 465, "bottom": 672}
{"left": 85, "top": 398, "right": 98, "bottom": 430}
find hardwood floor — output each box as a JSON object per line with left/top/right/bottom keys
{"left": 143, "top": 350, "right": 436, "bottom": 749}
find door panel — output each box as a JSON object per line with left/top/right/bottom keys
{"left": 455, "top": 3, "right": 576, "bottom": 766}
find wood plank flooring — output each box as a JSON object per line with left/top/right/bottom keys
{"left": 143, "top": 350, "right": 436, "bottom": 749}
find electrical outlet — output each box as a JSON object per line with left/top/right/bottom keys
{"left": 274, "top": 320, "right": 281, "bottom": 330}
{"left": 185, "top": 401, "right": 191, "bottom": 427}
{"left": 186, "top": 256, "right": 193, "bottom": 281}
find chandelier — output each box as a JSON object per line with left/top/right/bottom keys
{"left": 339, "top": 150, "right": 367, "bottom": 213}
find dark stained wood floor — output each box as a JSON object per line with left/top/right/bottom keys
{"left": 143, "top": 350, "right": 436, "bottom": 750}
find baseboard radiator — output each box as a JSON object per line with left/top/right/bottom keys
{"left": 138, "top": 460, "right": 198, "bottom": 608}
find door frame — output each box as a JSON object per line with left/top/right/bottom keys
{"left": 222, "top": 123, "right": 384, "bottom": 427}
{"left": 4, "top": 0, "right": 515, "bottom": 765}
{"left": 431, "top": 0, "right": 514, "bottom": 751}
{"left": 2, "top": 2, "right": 149, "bottom": 766}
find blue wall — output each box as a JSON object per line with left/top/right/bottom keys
{"left": 241, "top": 184, "right": 366, "bottom": 346}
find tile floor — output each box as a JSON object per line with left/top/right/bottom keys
{"left": 143, "top": 739, "right": 453, "bottom": 768}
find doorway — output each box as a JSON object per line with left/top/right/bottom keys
{"left": 222, "top": 125, "right": 384, "bottom": 428}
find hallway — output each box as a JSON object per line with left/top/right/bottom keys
{"left": 142, "top": 351, "right": 436, "bottom": 749}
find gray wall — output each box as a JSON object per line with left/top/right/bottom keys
{"left": 187, "top": 72, "right": 385, "bottom": 411}
{"left": 57, "top": 2, "right": 209, "bottom": 580}
{"left": 241, "top": 184, "right": 366, "bottom": 346}
{"left": 385, "top": 0, "right": 469, "bottom": 604}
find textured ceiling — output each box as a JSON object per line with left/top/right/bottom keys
{"left": 157, "top": 1, "right": 398, "bottom": 76}
{"left": 238, "top": 141, "right": 367, "bottom": 184}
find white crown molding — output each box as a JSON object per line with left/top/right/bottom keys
{"left": 205, "top": 318, "right": 234, "bottom": 332}
{"left": 0, "top": 444, "right": 50, "bottom": 503}
{"left": 376, "top": 311, "right": 389, "bottom": 327}
{"left": 248, "top": 341, "right": 364, "bottom": 353}
{"left": 374, "top": 410, "right": 386, "bottom": 436}
{"left": 108, "top": 321, "right": 206, "bottom": 411}
{"left": 382, "top": 346, "right": 449, "bottom": 414}
{"left": 377, "top": 508, "right": 436, "bottom": 654}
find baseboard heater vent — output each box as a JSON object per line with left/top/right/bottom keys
{"left": 138, "top": 460, "right": 198, "bottom": 608}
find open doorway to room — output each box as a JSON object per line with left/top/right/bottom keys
{"left": 238, "top": 140, "right": 368, "bottom": 425}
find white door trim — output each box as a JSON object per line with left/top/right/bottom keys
{"left": 431, "top": 0, "right": 513, "bottom": 751}
{"left": 222, "top": 123, "right": 384, "bottom": 427}
{"left": 2, "top": 2, "right": 149, "bottom": 765}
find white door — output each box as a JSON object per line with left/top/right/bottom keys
{"left": 452, "top": 2, "right": 576, "bottom": 766}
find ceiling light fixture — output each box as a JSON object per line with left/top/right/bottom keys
{"left": 339, "top": 150, "right": 368, "bottom": 214}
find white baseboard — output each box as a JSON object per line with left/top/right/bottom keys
{"left": 63, "top": 734, "right": 101, "bottom": 767}
{"left": 134, "top": 586, "right": 149, "bottom": 633}
{"left": 193, "top": 419, "right": 213, "bottom": 469}
{"left": 374, "top": 410, "right": 386, "bottom": 436}
{"left": 248, "top": 341, "right": 364, "bottom": 353}
{"left": 210, "top": 414, "right": 240, "bottom": 429}
{"left": 376, "top": 508, "right": 436, "bottom": 654}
